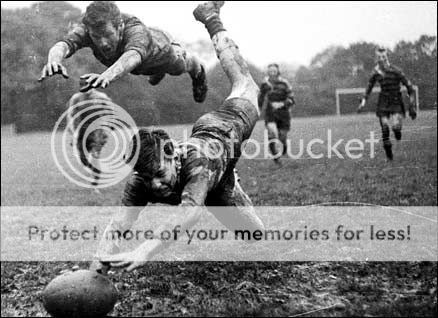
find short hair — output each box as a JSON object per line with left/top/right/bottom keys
{"left": 268, "top": 63, "right": 280, "bottom": 70}
{"left": 128, "top": 128, "right": 174, "bottom": 174}
{"left": 268, "top": 63, "right": 280, "bottom": 75}
{"left": 376, "top": 47, "right": 387, "bottom": 54}
{"left": 83, "top": 1, "right": 122, "bottom": 30}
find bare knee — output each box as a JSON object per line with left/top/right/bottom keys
{"left": 228, "top": 77, "right": 259, "bottom": 107}
{"left": 391, "top": 114, "right": 403, "bottom": 131}
{"left": 266, "top": 122, "right": 278, "bottom": 138}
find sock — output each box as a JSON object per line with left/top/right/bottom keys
{"left": 269, "top": 142, "right": 278, "bottom": 157}
{"left": 383, "top": 144, "right": 393, "bottom": 160}
{"left": 381, "top": 125, "right": 390, "bottom": 146}
{"left": 205, "top": 16, "right": 226, "bottom": 38}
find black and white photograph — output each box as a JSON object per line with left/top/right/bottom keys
{"left": 1, "top": 1, "right": 437, "bottom": 317}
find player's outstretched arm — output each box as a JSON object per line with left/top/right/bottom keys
{"left": 90, "top": 205, "right": 143, "bottom": 274}
{"left": 38, "top": 42, "right": 70, "bottom": 82}
{"left": 80, "top": 50, "right": 142, "bottom": 92}
{"left": 100, "top": 174, "right": 210, "bottom": 272}
{"left": 100, "top": 207, "right": 204, "bottom": 272}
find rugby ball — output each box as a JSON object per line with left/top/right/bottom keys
{"left": 42, "top": 270, "right": 118, "bottom": 318}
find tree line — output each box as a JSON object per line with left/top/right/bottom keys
{"left": 1, "top": 2, "right": 436, "bottom": 133}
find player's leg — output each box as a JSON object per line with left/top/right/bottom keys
{"left": 82, "top": 132, "right": 103, "bottom": 188}
{"left": 90, "top": 129, "right": 109, "bottom": 188}
{"left": 194, "top": 1, "right": 259, "bottom": 111}
{"left": 278, "top": 128, "right": 289, "bottom": 156}
{"left": 166, "top": 44, "right": 203, "bottom": 79}
{"left": 266, "top": 121, "right": 281, "bottom": 158}
{"left": 277, "top": 113, "right": 291, "bottom": 156}
{"left": 379, "top": 115, "right": 393, "bottom": 160}
{"left": 391, "top": 113, "right": 403, "bottom": 141}
{"left": 89, "top": 150, "right": 102, "bottom": 189}
{"left": 164, "top": 43, "right": 208, "bottom": 103}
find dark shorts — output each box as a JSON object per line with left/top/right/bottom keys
{"left": 376, "top": 92, "right": 406, "bottom": 117}
{"left": 191, "top": 97, "right": 259, "bottom": 159}
{"left": 265, "top": 104, "right": 291, "bottom": 131}
{"left": 135, "top": 43, "right": 187, "bottom": 76}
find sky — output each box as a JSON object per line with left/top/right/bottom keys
{"left": 1, "top": 1, "right": 437, "bottom": 67}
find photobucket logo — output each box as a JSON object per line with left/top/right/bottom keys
{"left": 257, "top": 129, "right": 379, "bottom": 160}
{"left": 159, "top": 129, "right": 379, "bottom": 161}
{"left": 51, "top": 98, "right": 139, "bottom": 189}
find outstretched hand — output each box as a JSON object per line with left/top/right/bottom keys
{"left": 89, "top": 259, "right": 111, "bottom": 275}
{"left": 357, "top": 98, "right": 366, "bottom": 113}
{"left": 38, "top": 62, "right": 69, "bottom": 82}
{"left": 99, "top": 249, "right": 148, "bottom": 272}
{"left": 80, "top": 73, "right": 111, "bottom": 92}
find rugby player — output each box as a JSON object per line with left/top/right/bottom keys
{"left": 358, "top": 47, "right": 417, "bottom": 160}
{"left": 39, "top": 1, "right": 208, "bottom": 103}
{"left": 67, "top": 89, "right": 112, "bottom": 190}
{"left": 90, "top": 1, "right": 265, "bottom": 273}
{"left": 258, "top": 64, "right": 295, "bottom": 164}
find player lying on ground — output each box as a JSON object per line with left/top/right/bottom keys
{"left": 358, "top": 47, "right": 416, "bottom": 160}
{"left": 39, "top": 1, "right": 208, "bottom": 103}
{"left": 90, "top": 1, "right": 265, "bottom": 273}
{"left": 258, "top": 63, "right": 295, "bottom": 165}
{"left": 67, "top": 89, "right": 112, "bottom": 189}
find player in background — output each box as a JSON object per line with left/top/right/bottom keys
{"left": 258, "top": 64, "right": 295, "bottom": 165}
{"left": 39, "top": 1, "right": 208, "bottom": 103}
{"left": 358, "top": 47, "right": 417, "bottom": 160}
{"left": 67, "top": 89, "right": 112, "bottom": 191}
{"left": 89, "top": 1, "right": 266, "bottom": 273}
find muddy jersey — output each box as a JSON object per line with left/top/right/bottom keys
{"left": 258, "top": 76, "right": 294, "bottom": 122}
{"left": 62, "top": 14, "right": 177, "bottom": 74}
{"left": 258, "top": 77, "right": 293, "bottom": 129}
{"left": 122, "top": 98, "right": 259, "bottom": 207}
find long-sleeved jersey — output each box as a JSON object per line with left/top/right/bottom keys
{"left": 258, "top": 76, "right": 294, "bottom": 108}
{"left": 258, "top": 76, "right": 294, "bottom": 129}
{"left": 61, "top": 14, "right": 178, "bottom": 75}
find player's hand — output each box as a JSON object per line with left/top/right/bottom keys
{"left": 357, "top": 98, "right": 366, "bottom": 113}
{"left": 80, "top": 73, "right": 111, "bottom": 92}
{"left": 409, "top": 106, "right": 417, "bottom": 120}
{"left": 286, "top": 98, "right": 295, "bottom": 107}
{"left": 99, "top": 249, "right": 148, "bottom": 272}
{"left": 38, "top": 61, "right": 69, "bottom": 82}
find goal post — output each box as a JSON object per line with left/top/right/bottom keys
{"left": 335, "top": 86, "right": 419, "bottom": 116}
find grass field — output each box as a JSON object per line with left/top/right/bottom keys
{"left": 1, "top": 112, "right": 437, "bottom": 316}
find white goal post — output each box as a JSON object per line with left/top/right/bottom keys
{"left": 335, "top": 86, "right": 419, "bottom": 116}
